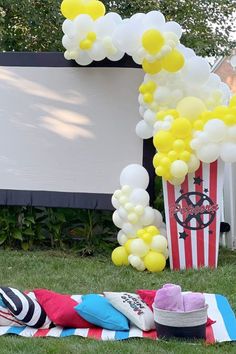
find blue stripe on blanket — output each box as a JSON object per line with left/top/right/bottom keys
{"left": 60, "top": 328, "right": 76, "bottom": 337}
{"left": 215, "top": 294, "right": 236, "bottom": 341}
{"left": 7, "top": 326, "right": 26, "bottom": 335}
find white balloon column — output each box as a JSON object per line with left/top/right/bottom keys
{"left": 111, "top": 164, "right": 168, "bottom": 272}
{"left": 60, "top": 0, "right": 235, "bottom": 271}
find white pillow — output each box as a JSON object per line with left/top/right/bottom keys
{"left": 104, "top": 292, "right": 155, "bottom": 331}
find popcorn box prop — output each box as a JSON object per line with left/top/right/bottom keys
{"left": 163, "top": 160, "right": 224, "bottom": 270}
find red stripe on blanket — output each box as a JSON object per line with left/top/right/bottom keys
{"left": 33, "top": 329, "right": 51, "bottom": 337}
{"left": 87, "top": 328, "right": 103, "bottom": 339}
{"left": 142, "top": 330, "right": 157, "bottom": 339}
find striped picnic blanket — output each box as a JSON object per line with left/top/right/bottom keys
{"left": 0, "top": 293, "right": 235, "bottom": 343}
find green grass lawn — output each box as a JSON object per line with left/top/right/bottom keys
{"left": 0, "top": 247, "right": 235, "bottom": 353}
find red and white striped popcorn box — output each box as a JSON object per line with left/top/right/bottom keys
{"left": 163, "top": 160, "right": 225, "bottom": 270}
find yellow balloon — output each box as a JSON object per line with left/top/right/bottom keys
{"left": 61, "top": 0, "right": 84, "bottom": 19}
{"left": 80, "top": 39, "right": 93, "bottom": 50}
{"left": 142, "top": 58, "right": 162, "bottom": 75}
{"left": 177, "top": 97, "right": 207, "bottom": 121}
{"left": 155, "top": 166, "right": 164, "bottom": 177}
{"left": 111, "top": 246, "right": 129, "bottom": 266}
{"left": 144, "top": 251, "right": 166, "bottom": 272}
{"left": 153, "top": 153, "right": 164, "bottom": 168}
{"left": 171, "top": 118, "right": 192, "bottom": 138}
{"left": 168, "top": 150, "right": 178, "bottom": 161}
{"left": 87, "top": 31, "right": 97, "bottom": 41}
{"left": 145, "top": 80, "right": 157, "bottom": 92}
{"left": 141, "top": 232, "right": 153, "bottom": 244}
{"left": 161, "top": 49, "right": 185, "bottom": 72}
{"left": 153, "top": 131, "right": 174, "bottom": 152}
{"left": 160, "top": 157, "right": 171, "bottom": 168}
{"left": 179, "top": 150, "right": 191, "bottom": 162}
{"left": 143, "top": 93, "right": 153, "bottom": 103}
{"left": 146, "top": 225, "right": 159, "bottom": 235}
{"left": 124, "top": 239, "right": 133, "bottom": 254}
{"left": 87, "top": 0, "right": 106, "bottom": 20}
{"left": 142, "top": 29, "right": 165, "bottom": 55}
{"left": 230, "top": 95, "right": 236, "bottom": 108}
{"left": 172, "top": 139, "right": 186, "bottom": 152}
{"left": 193, "top": 120, "right": 204, "bottom": 131}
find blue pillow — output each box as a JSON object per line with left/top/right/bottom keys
{"left": 74, "top": 294, "right": 129, "bottom": 331}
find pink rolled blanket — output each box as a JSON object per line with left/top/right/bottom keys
{"left": 154, "top": 284, "right": 184, "bottom": 312}
{"left": 183, "top": 292, "right": 205, "bottom": 312}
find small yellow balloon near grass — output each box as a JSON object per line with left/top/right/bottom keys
{"left": 111, "top": 246, "right": 129, "bottom": 266}
{"left": 144, "top": 251, "right": 166, "bottom": 272}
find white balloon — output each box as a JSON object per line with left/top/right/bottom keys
{"left": 152, "top": 209, "right": 163, "bottom": 227}
{"left": 107, "top": 50, "right": 124, "bottom": 61}
{"left": 197, "top": 143, "right": 220, "bottom": 163}
{"left": 118, "top": 207, "right": 128, "bottom": 219}
{"left": 205, "top": 73, "right": 221, "bottom": 89}
{"left": 111, "top": 195, "right": 120, "bottom": 209}
{"left": 159, "top": 228, "right": 167, "bottom": 238}
{"left": 178, "top": 44, "right": 196, "bottom": 59}
{"left": 140, "top": 206, "right": 155, "bottom": 226}
{"left": 112, "top": 211, "right": 124, "bottom": 228}
{"left": 182, "top": 56, "right": 210, "bottom": 86}
{"left": 89, "top": 43, "right": 106, "bottom": 61}
{"left": 75, "top": 52, "right": 93, "bottom": 66}
{"left": 228, "top": 126, "right": 236, "bottom": 142}
{"left": 139, "top": 105, "right": 146, "bottom": 117}
{"left": 117, "top": 231, "right": 128, "bottom": 246}
{"left": 129, "top": 189, "right": 150, "bottom": 207}
{"left": 220, "top": 143, "right": 236, "bottom": 163}
{"left": 143, "top": 109, "right": 156, "bottom": 124}
{"left": 130, "top": 239, "right": 149, "bottom": 257}
{"left": 164, "top": 21, "right": 183, "bottom": 38}
{"left": 170, "top": 160, "right": 188, "bottom": 178}
{"left": 73, "top": 14, "right": 94, "bottom": 35}
{"left": 204, "top": 119, "right": 227, "bottom": 143}
{"left": 169, "top": 176, "right": 185, "bottom": 186}
{"left": 62, "top": 19, "right": 74, "bottom": 36}
{"left": 143, "top": 11, "right": 165, "bottom": 28}
{"left": 163, "top": 248, "right": 169, "bottom": 260}
{"left": 62, "top": 35, "right": 74, "bottom": 50}
{"left": 105, "top": 12, "right": 123, "bottom": 24}
{"left": 136, "top": 120, "right": 153, "bottom": 139}
{"left": 120, "top": 164, "right": 149, "bottom": 189}
{"left": 187, "top": 154, "right": 200, "bottom": 173}
{"left": 122, "top": 223, "right": 141, "bottom": 237}
{"left": 151, "top": 235, "right": 168, "bottom": 252}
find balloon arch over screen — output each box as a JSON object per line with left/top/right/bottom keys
{"left": 60, "top": 0, "right": 236, "bottom": 272}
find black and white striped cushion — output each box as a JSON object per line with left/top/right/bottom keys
{"left": 0, "top": 287, "right": 52, "bottom": 328}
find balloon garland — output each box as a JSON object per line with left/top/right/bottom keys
{"left": 60, "top": 0, "right": 235, "bottom": 272}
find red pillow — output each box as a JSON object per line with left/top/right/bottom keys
{"left": 33, "top": 289, "right": 95, "bottom": 328}
{"left": 136, "top": 289, "right": 156, "bottom": 310}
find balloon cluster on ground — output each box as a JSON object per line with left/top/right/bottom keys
{"left": 111, "top": 164, "right": 168, "bottom": 272}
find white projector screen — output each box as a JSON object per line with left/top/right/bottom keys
{"left": 0, "top": 53, "right": 155, "bottom": 209}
